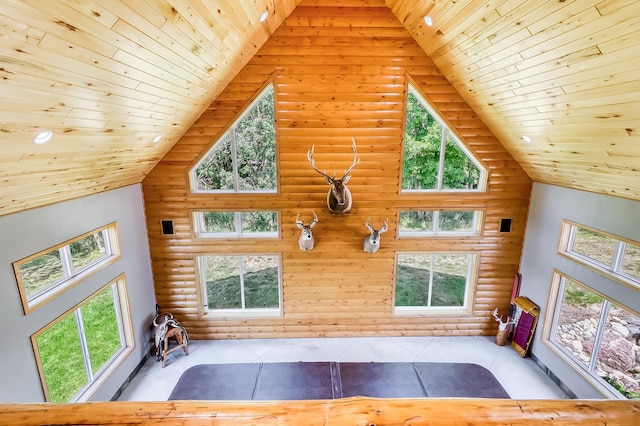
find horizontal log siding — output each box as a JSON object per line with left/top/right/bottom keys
{"left": 142, "top": 1, "right": 531, "bottom": 339}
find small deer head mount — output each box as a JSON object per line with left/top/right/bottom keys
{"left": 307, "top": 138, "right": 360, "bottom": 215}
{"left": 492, "top": 308, "right": 516, "bottom": 331}
{"left": 296, "top": 211, "right": 318, "bottom": 251}
{"left": 363, "top": 217, "right": 388, "bottom": 253}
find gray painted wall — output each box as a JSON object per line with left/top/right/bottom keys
{"left": 520, "top": 182, "right": 640, "bottom": 398}
{"left": 0, "top": 184, "right": 156, "bottom": 403}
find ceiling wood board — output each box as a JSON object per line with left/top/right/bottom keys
{"left": 0, "top": 0, "right": 301, "bottom": 216}
{"left": 388, "top": 0, "right": 640, "bottom": 200}
{"left": 1, "top": 0, "right": 640, "bottom": 218}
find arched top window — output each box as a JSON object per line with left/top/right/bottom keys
{"left": 190, "top": 84, "right": 277, "bottom": 193}
{"left": 402, "top": 84, "right": 487, "bottom": 192}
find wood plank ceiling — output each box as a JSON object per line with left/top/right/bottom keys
{"left": 1, "top": 0, "right": 639, "bottom": 217}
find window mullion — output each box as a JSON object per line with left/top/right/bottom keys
{"left": 567, "top": 225, "right": 578, "bottom": 253}
{"left": 463, "top": 254, "right": 472, "bottom": 303}
{"left": 436, "top": 129, "right": 447, "bottom": 190}
{"left": 235, "top": 212, "right": 243, "bottom": 236}
{"left": 550, "top": 278, "right": 566, "bottom": 338}
{"left": 239, "top": 256, "right": 246, "bottom": 310}
{"left": 110, "top": 284, "right": 126, "bottom": 346}
{"left": 60, "top": 246, "right": 74, "bottom": 277}
{"left": 230, "top": 127, "right": 239, "bottom": 191}
{"left": 588, "top": 300, "right": 610, "bottom": 373}
{"left": 200, "top": 257, "right": 209, "bottom": 311}
{"left": 426, "top": 255, "right": 434, "bottom": 307}
{"left": 75, "top": 309, "right": 94, "bottom": 382}
{"left": 612, "top": 241, "right": 625, "bottom": 273}
{"left": 101, "top": 229, "right": 111, "bottom": 256}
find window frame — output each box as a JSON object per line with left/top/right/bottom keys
{"left": 13, "top": 223, "right": 121, "bottom": 313}
{"left": 401, "top": 83, "right": 488, "bottom": 193}
{"left": 397, "top": 209, "right": 484, "bottom": 237}
{"left": 192, "top": 210, "right": 280, "bottom": 239}
{"left": 189, "top": 81, "right": 278, "bottom": 194}
{"left": 31, "top": 274, "right": 134, "bottom": 402}
{"left": 542, "top": 270, "right": 639, "bottom": 400}
{"left": 197, "top": 253, "right": 283, "bottom": 318}
{"left": 558, "top": 220, "right": 640, "bottom": 291}
{"left": 393, "top": 252, "right": 478, "bottom": 316}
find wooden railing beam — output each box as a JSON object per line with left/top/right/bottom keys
{"left": 1, "top": 397, "right": 639, "bottom": 425}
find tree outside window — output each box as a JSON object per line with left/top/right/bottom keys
{"left": 399, "top": 210, "right": 480, "bottom": 236}
{"left": 195, "top": 211, "right": 278, "bottom": 237}
{"left": 402, "top": 85, "right": 485, "bottom": 192}
{"left": 192, "top": 84, "right": 276, "bottom": 193}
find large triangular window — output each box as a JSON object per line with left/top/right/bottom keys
{"left": 191, "top": 84, "right": 277, "bottom": 193}
{"left": 402, "top": 84, "right": 486, "bottom": 192}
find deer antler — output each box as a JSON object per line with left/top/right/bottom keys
{"left": 365, "top": 217, "right": 374, "bottom": 232}
{"left": 492, "top": 308, "right": 516, "bottom": 330}
{"left": 343, "top": 138, "right": 360, "bottom": 178}
{"left": 310, "top": 211, "right": 318, "bottom": 227}
{"left": 307, "top": 145, "right": 333, "bottom": 180}
{"left": 307, "top": 139, "right": 360, "bottom": 180}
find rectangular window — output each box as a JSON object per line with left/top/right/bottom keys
{"left": 193, "top": 211, "right": 278, "bottom": 238}
{"left": 622, "top": 242, "right": 640, "bottom": 278}
{"left": 544, "top": 272, "right": 639, "bottom": 399}
{"left": 394, "top": 253, "right": 476, "bottom": 315}
{"left": 14, "top": 223, "right": 121, "bottom": 313}
{"left": 559, "top": 221, "right": 640, "bottom": 288}
{"left": 199, "top": 254, "right": 281, "bottom": 317}
{"left": 398, "top": 210, "right": 482, "bottom": 236}
{"left": 31, "top": 276, "right": 133, "bottom": 402}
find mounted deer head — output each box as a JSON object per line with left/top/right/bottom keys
{"left": 307, "top": 138, "right": 360, "bottom": 215}
{"left": 492, "top": 308, "right": 516, "bottom": 331}
{"left": 296, "top": 211, "right": 318, "bottom": 251}
{"left": 363, "top": 217, "right": 388, "bottom": 253}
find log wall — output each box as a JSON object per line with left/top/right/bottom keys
{"left": 142, "top": 0, "right": 532, "bottom": 339}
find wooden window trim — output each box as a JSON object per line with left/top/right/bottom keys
{"left": 13, "top": 222, "right": 122, "bottom": 314}
{"left": 30, "top": 274, "right": 134, "bottom": 402}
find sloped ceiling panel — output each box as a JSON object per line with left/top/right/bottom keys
{"left": 0, "top": 0, "right": 300, "bottom": 216}
{"left": 387, "top": 0, "right": 640, "bottom": 200}
{"left": 1, "top": 0, "right": 640, "bottom": 219}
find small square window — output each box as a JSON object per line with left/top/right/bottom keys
{"left": 398, "top": 210, "right": 481, "bottom": 236}
{"left": 194, "top": 211, "right": 278, "bottom": 238}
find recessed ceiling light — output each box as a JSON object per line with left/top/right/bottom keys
{"left": 33, "top": 130, "right": 53, "bottom": 144}
{"left": 522, "top": 135, "right": 532, "bottom": 143}
{"left": 153, "top": 135, "right": 162, "bottom": 143}
{"left": 424, "top": 16, "right": 433, "bottom": 26}
{"left": 259, "top": 11, "right": 268, "bottom": 22}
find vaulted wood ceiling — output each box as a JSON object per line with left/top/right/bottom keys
{"left": 1, "top": 0, "right": 639, "bottom": 217}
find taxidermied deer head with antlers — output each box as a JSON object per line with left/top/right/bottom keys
{"left": 492, "top": 308, "right": 516, "bottom": 331}
{"left": 364, "top": 217, "right": 388, "bottom": 254}
{"left": 307, "top": 138, "right": 360, "bottom": 215}
{"left": 296, "top": 211, "right": 318, "bottom": 251}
